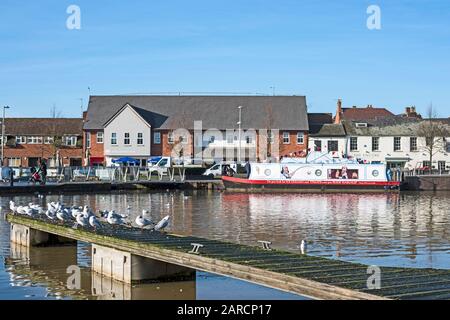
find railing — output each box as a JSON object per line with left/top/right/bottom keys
{"left": 2, "top": 165, "right": 197, "bottom": 184}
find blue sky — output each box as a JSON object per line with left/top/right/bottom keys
{"left": 0, "top": 0, "right": 449, "bottom": 118}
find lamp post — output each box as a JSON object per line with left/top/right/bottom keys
{"left": 237, "top": 106, "right": 243, "bottom": 163}
{"left": 1, "top": 106, "right": 10, "bottom": 166}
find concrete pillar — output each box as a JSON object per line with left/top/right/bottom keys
{"left": 10, "top": 224, "right": 76, "bottom": 247}
{"left": 91, "top": 244, "right": 195, "bottom": 284}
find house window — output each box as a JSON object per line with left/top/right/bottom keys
{"left": 97, "top": 132, "right": 104, "bottom": 144}
{"left": 423, "top": 161, "right": 431, "bottom": 169}
{"left": 328, "top": 140, "right": 338, "bottom": 152}
{"left": 111, "top": 133, "right": 117, "bottom": 145}
{"left": 283, "top": 132, "right": 290, "bottom": 144}
{"left": 168, "top": 132, "right": 174, "bottom": 144}
{"left": 446, "top": 139, "right": 450, "bottom": 152}
{"left": 137, "top": 133, "right": 144, "bottom": 145}
{"left": 15, "top": 136, "right": 26, "bottom": 144}
{"left": 438, "top": 161, "right": 446, "bottom": 172}
{"left": 394, "top": 137, "right": 401, "bottom": 151}
{"left": 350, "top": 137, "right": 358, "bottom": 151}
{"left": 8, "top": 158, "right": 21, "bottom": 167}
{"left": 44, "top": 136, "right": 54, "bottom": 144}
{"left": 426, "top": 137, "right": 433, "bottom": 147}
{"left": 154, "top": 132, "right": 161, "bottom": 144}
{"left": 246, "top": 136, "right": 252, "bottom": 144}
{"left": 268, "top": 131, "right": 274, "bottom": 144}
{"left": 226, "top": 134, "right": 234, "bottom": 144}
{"left": 296, "top": 132, "right": 304, "bottom": 144}
{"left": 27, "top": 136, "right": 43, "bottom": 144}
{"left": 124, "top": 133, "right": 130, "bottom": 145}
{"left": 64, "top": 136, "right": 77, "bottom": 146}
{"left": 86, "top": 132, "right": 91, "bottom": 148}
{"left": 372, "top": 137, "right": 380, "bottom": 151}
{"left": 410, "top": 137, "right": 418, "bottom": 152}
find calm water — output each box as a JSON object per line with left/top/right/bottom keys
{"left": 0, "top": 190, "right": 449, "bottom": 300}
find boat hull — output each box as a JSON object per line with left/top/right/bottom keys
{"left": 222, "top": 176, "right": 401, "bottom": 192}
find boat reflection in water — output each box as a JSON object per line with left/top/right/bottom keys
{"left": 5, "top": 243, "right": 196, "bottom": 300}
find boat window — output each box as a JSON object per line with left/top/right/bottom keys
{"left": 315, "top": 169, "right": 322, "bottom": 177}
{"left": 372, "top": 170, "right": 379, "bottom": 177}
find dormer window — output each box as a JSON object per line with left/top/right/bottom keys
{"left": 355, "top": 123, "right": 368, "bottom": 128}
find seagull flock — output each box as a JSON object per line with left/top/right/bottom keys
{"left": 9, "top": 200, "right": 170, "bottom": 232}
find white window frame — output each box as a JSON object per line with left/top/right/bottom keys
{"left": 124, "top": 133, "right": 131, "bottom": 145}
{"left": 44, "top": 136, "right": 54, "bottom": 145}
{"left": 350, "top": 137, "right": 358, "bottom": 151}
{"left": 268, "top": 131, "right": 275, "bottom": 144}
{"left": 85, "top": 132, "right": 91, "bottom": 148}
{"left": 154, "top": 132, "right": 161, "bottom": 144}
{"left": 16, "top": 136, "right": 26, "bottom": 144}
{"left": 410, "top": 137, "right": 418, "bottom": 152}
{"left": 296, "top": 132, "right": 304, "bottom": 145}
{"left": 8, "top": 157, "right": 21, "bottom": 167}
{"left": 372, "top": 137, "right": 380, "bottom": 151}
{"left": 111, "top": 133, "right": 117, "bottom": 145}
{"left": 168, "top": 132, "right": 174, "bottom": 144}
{"left": 64, "top": 136, "right": 77, "bottom": 147}
{"left": 137, "top": 133, "right": 144, "bottom": 145}
{"left": 27, "top": 136, "right": 43, "bottom": 144}
{"left": 394, "top": 137, "right": 401, "bottom": 152}
{"left": 283, "top": 132, "right": 290, "bottom": 144}
{"left": 96, "top": 132, "right": 104, "bottom": 144}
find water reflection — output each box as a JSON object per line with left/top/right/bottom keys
{"left": 1, "top": 191, "right": 449, "bottom": 299}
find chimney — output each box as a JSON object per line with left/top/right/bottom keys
{"left": 334, "top": 99, "right": 343, "bottom": 124}
{"left": 405, "top": 107, "right": 411, "bottom": 115}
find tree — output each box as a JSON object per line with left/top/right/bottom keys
{"left": 48, "top": 106, "right": 64, "bottom": 167}
{"left": 416, "top": 105, "right": 450, "bottom": 172}
{"left": 263, "top": 103, "right": 275, "bottom": 160}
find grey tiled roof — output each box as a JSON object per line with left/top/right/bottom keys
{"left": 310, "top": 123, "right": 346, "bottom": 136}
{"left": 343, "top": 117, "right": 450, "bottom": 136}
{"left": 84, "top": 95, "right": 309, "bottom": 131}
{"left": 4, "top": 118, "right": 83, "bottom": 135}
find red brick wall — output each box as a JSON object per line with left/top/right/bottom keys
{"left": 278, "top": 130, "right": 308, "bottom": 157}
{"left": 83, "top": 130, "right": 104, "bottom": 163}
{"left": 4, "top": 144, "right": 82, "bottom": 167}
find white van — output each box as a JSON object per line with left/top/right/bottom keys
{"left": 203, "top": 163, "right": 237, "bottom": 178}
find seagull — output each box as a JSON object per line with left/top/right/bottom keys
{"left": 106, "top": 211, "right": 126, "bottom": 227}
{"left": 82, "top": 206, "right": 95, "bottom": 218}
{"left": 76, "top": 213, "right": 88, "bottom": 227}
{"left": 89, "top": 216, "right": 102, "bottom": 231}
{"left": 135, "top": 215, "right": 153, "bottom": 230}
{"left": 45, "top": 210, "right": 56, "bottom": 220}
{"left": 9, "top": 201, "right": 18, "bottom": 213}
{"left": 71, "top": 207, "right": 82, "bottom": 219}
{"left": 56, "top": 210, "right": 70, "bottom": 223}
{"left": 300, "top": 240, "right": 307, "bottom": 255}
{"left": 154, "top": 215, "right": 170, "bottom": 232}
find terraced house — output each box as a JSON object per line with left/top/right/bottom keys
{"left": 1, "top": 118, "right": 83, "bottom": 167}
{"left": 83, "top": 95, "right": 310, "bottom": 166}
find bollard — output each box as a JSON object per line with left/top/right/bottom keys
{"left": 9, "top": 168, "right": 13, "bottom": 186}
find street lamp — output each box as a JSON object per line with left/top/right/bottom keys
{"left": 1, "top": 106, "right": 10, "bottom": 166}
{"left": 237, "top": 106, "right": 243, "bottom": 163}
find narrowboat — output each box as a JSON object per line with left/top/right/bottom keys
{"left": 222, "top": 153, "right": 400, "bottom": 192}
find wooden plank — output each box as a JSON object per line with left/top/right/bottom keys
{"left": 7, "top": 214, "right": 386, "bottom": 300}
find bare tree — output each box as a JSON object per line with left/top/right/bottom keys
{"left": 416, "top": 105, "right": 450, "bottom": 172}
{"left": 264, "top": 103, "right": 275, "bottom": 160}
{"left": 48, "top": 106, "right": 63, "bottom": 167}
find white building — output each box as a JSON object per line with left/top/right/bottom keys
{"left": 103, "top": 104, "right": 152, "bottom": 166}
{"left": 344, "top": 118, "right": 450, "bottom": 171}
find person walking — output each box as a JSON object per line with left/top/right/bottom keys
{"left": 39, "top": 159, "right": 47, "bottom": 185}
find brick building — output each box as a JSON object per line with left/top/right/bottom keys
{"left": 83, "top": 95, "right": 310, "bottom": 165}
{"left": 2, "top": 118, "right": 83, "bottom": 167}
